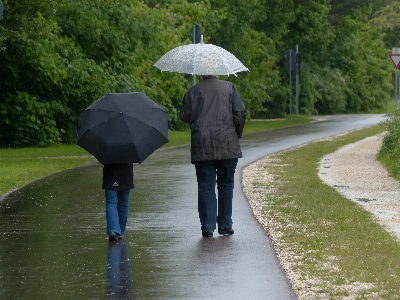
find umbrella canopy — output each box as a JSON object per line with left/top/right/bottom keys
{"left": 153, "top": 43, "right": 249, "bottom": 76}
{"left": 77, "top": 92, "right": 169, "bottom": 164}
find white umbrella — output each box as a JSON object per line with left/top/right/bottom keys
{"left": 154, "top": 41, "right": 249, "bottom": 76}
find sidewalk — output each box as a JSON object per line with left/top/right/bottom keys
{"left": 0, "top": 143, "right": 295, "bottom": 300}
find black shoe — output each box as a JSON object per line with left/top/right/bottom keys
{"left": 108, "top": 232, "right": 118, "bottom": 242}
{"left": 218, "top": 228, "right": 234, "bottom": 235}
{"left": 116, "top": 233, "right": 123, "bottom": 240}
{"left": 202, "top": 231, "right": 213, "bottom": 237}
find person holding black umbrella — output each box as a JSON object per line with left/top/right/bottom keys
{"left": 179, "top": 75, "right": 246, "bottom": 238}
{"left": 77, "top": 92, "right": 169, "bottom": 242}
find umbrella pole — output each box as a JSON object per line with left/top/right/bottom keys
{"left": 190, "top": 25, "right": 202, "bottom": 86}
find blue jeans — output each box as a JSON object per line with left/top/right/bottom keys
{"left": 105, "top": 190, "right": 130, "bottom": 236}
{"left": 194, "top": 159, "right": 238, "bottom": 232}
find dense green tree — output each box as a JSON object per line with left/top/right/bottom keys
{"left": 207, "top": 0, "right": 283, "bottom": 118}
{"left": 285, "top": 0, "right": 334, "bottom": 58}
{"left": 277, "top": 0, "right": 335, "bottom": 115}
{"left": 0, "top": 0, "right": 395, "bottom": 146}
{"left": 281, "top": 1, "right": 391, "bottom": 115}
{"left": 370, "top": 1, "right": 400, "bottom": 48}
{"left": 0, "top": 0, "right": 222, "bottom": 145}
{"left": 0, "top": 0, "right": 110, "bottom": 145}
{"left": 329, "top": 0, "right": 373, "bottom": 24}
{"left": 330, "top": 5, "right": 391, "bottom": 112}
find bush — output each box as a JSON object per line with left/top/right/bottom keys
{"left": 0, "top": 92, "right": 62, "bottom": 146}
{"left": 379, "top": 113, "right": 400, "bottom": 178}
{"left": 312, "top": 67, "right": 346, "bottom": 114}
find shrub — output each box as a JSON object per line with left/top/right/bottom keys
{"left": 379, "top": 113, "right": 400, "bottom": 178}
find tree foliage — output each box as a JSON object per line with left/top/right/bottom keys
{"left": 330, "top": 6, "right": 391, "bottom": 112}
{"left": 0, "top": 0, "right": 396, "bottom": 146}
{"left": 370, "top": 1, "right": 400, "bottom": 48}
{"left": 329, "top": 0, "right": 373, "bottom": 24}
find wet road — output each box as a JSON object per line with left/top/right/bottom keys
{"left": 0, "top": 114, "right": 386, "bottom": 300}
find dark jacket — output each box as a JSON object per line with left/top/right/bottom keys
{"left": 179, "top": 76, "right": 246, "bottom": 163}
{"left": 102, "top": 163, "right": 134, "bottom": 190}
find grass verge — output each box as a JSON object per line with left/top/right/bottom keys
{"left": 0, "top": 145, "right": 93, "bottom": 197}
{"left": 0, "top": 115, "right": 312, "bottom": 196}
{"left": 244, "top": 123, "right": 400, "bottom": 298}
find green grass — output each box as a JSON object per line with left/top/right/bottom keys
{"left": 0, "top": 114, "right": 312, "bottom": 196}
{"left": 378, "top": 147, "right": 400, "bottom": 181}
{"left": 242, "top": 114, "right": 312, "bottom": 135}
{"left": 0, "top": 145, "right": 93, "bottom": 196}
{"left": 250, "top": 123, "right": 400, "bottom": 298}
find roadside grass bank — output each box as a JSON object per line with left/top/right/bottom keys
{"left": 0, "top": 115, "right": 311, "bottom": 196}
{"left": 378, "top": 113, "right": 400, "bottom": 181}
{"left": 243, "top": 123, "right": 400, "bottom": 299}
{"left": 0, "top": 145, "right": 93, "bottom": 197}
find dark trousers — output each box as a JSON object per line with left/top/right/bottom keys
{"left": 194, "top": 158, "right": 238, "bottom": 232}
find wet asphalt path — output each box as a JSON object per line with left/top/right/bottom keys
{"left": 0, "top": 114, "right": 386, "bottom": 300}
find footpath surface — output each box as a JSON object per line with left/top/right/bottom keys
{"left": 0, "top": 114, "right": 386, "bottom": 300}
{"left": 319, "top": 134, "right": 400, "bottom": 240}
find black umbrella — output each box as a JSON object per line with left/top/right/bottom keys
{"left": 77, "top": 92, "right": 169, "bottom": 164}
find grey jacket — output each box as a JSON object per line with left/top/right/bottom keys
{"left": 179, "top": 76, "right": 246, "bottom": 163}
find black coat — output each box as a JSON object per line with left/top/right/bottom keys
{"left": 102, "top": 163, "right": 134, "bottom": 190}
{"left": 179, "top": 76, "right": 246, "bottom": 163}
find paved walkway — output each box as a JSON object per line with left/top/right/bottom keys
{"left": 0, "top": 114, "right": 386, "bottom": 299}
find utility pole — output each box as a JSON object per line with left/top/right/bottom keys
{"left": 389, "top": 49, "right": 400, "bottom": 110}
{"left": 295, "top": 45, "right": 304, "bottom": 115}
{"left": 284, "top": 50, "right": 296, "bottom": 114}
{"left": 295, "top": 45, "right": 299, "bottom": 115}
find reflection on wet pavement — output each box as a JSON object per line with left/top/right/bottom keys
{"left": 0, "top": 115, "right": 386, "bottom": 299}
{"left": 107, "top": 241, "right": 132, "bottom": 299}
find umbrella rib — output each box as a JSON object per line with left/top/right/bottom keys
{"left": 125, "top": 109, "right": 168, "bottom": 138}
{"left": 213, "top": 46, "right": 236, "bottom": 76}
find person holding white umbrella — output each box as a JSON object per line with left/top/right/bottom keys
{"left": 179, "top": 74, "right": 246, "bottom": 237}
{"left": 154, "top": 36, "right": 248, "bottom": 237}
